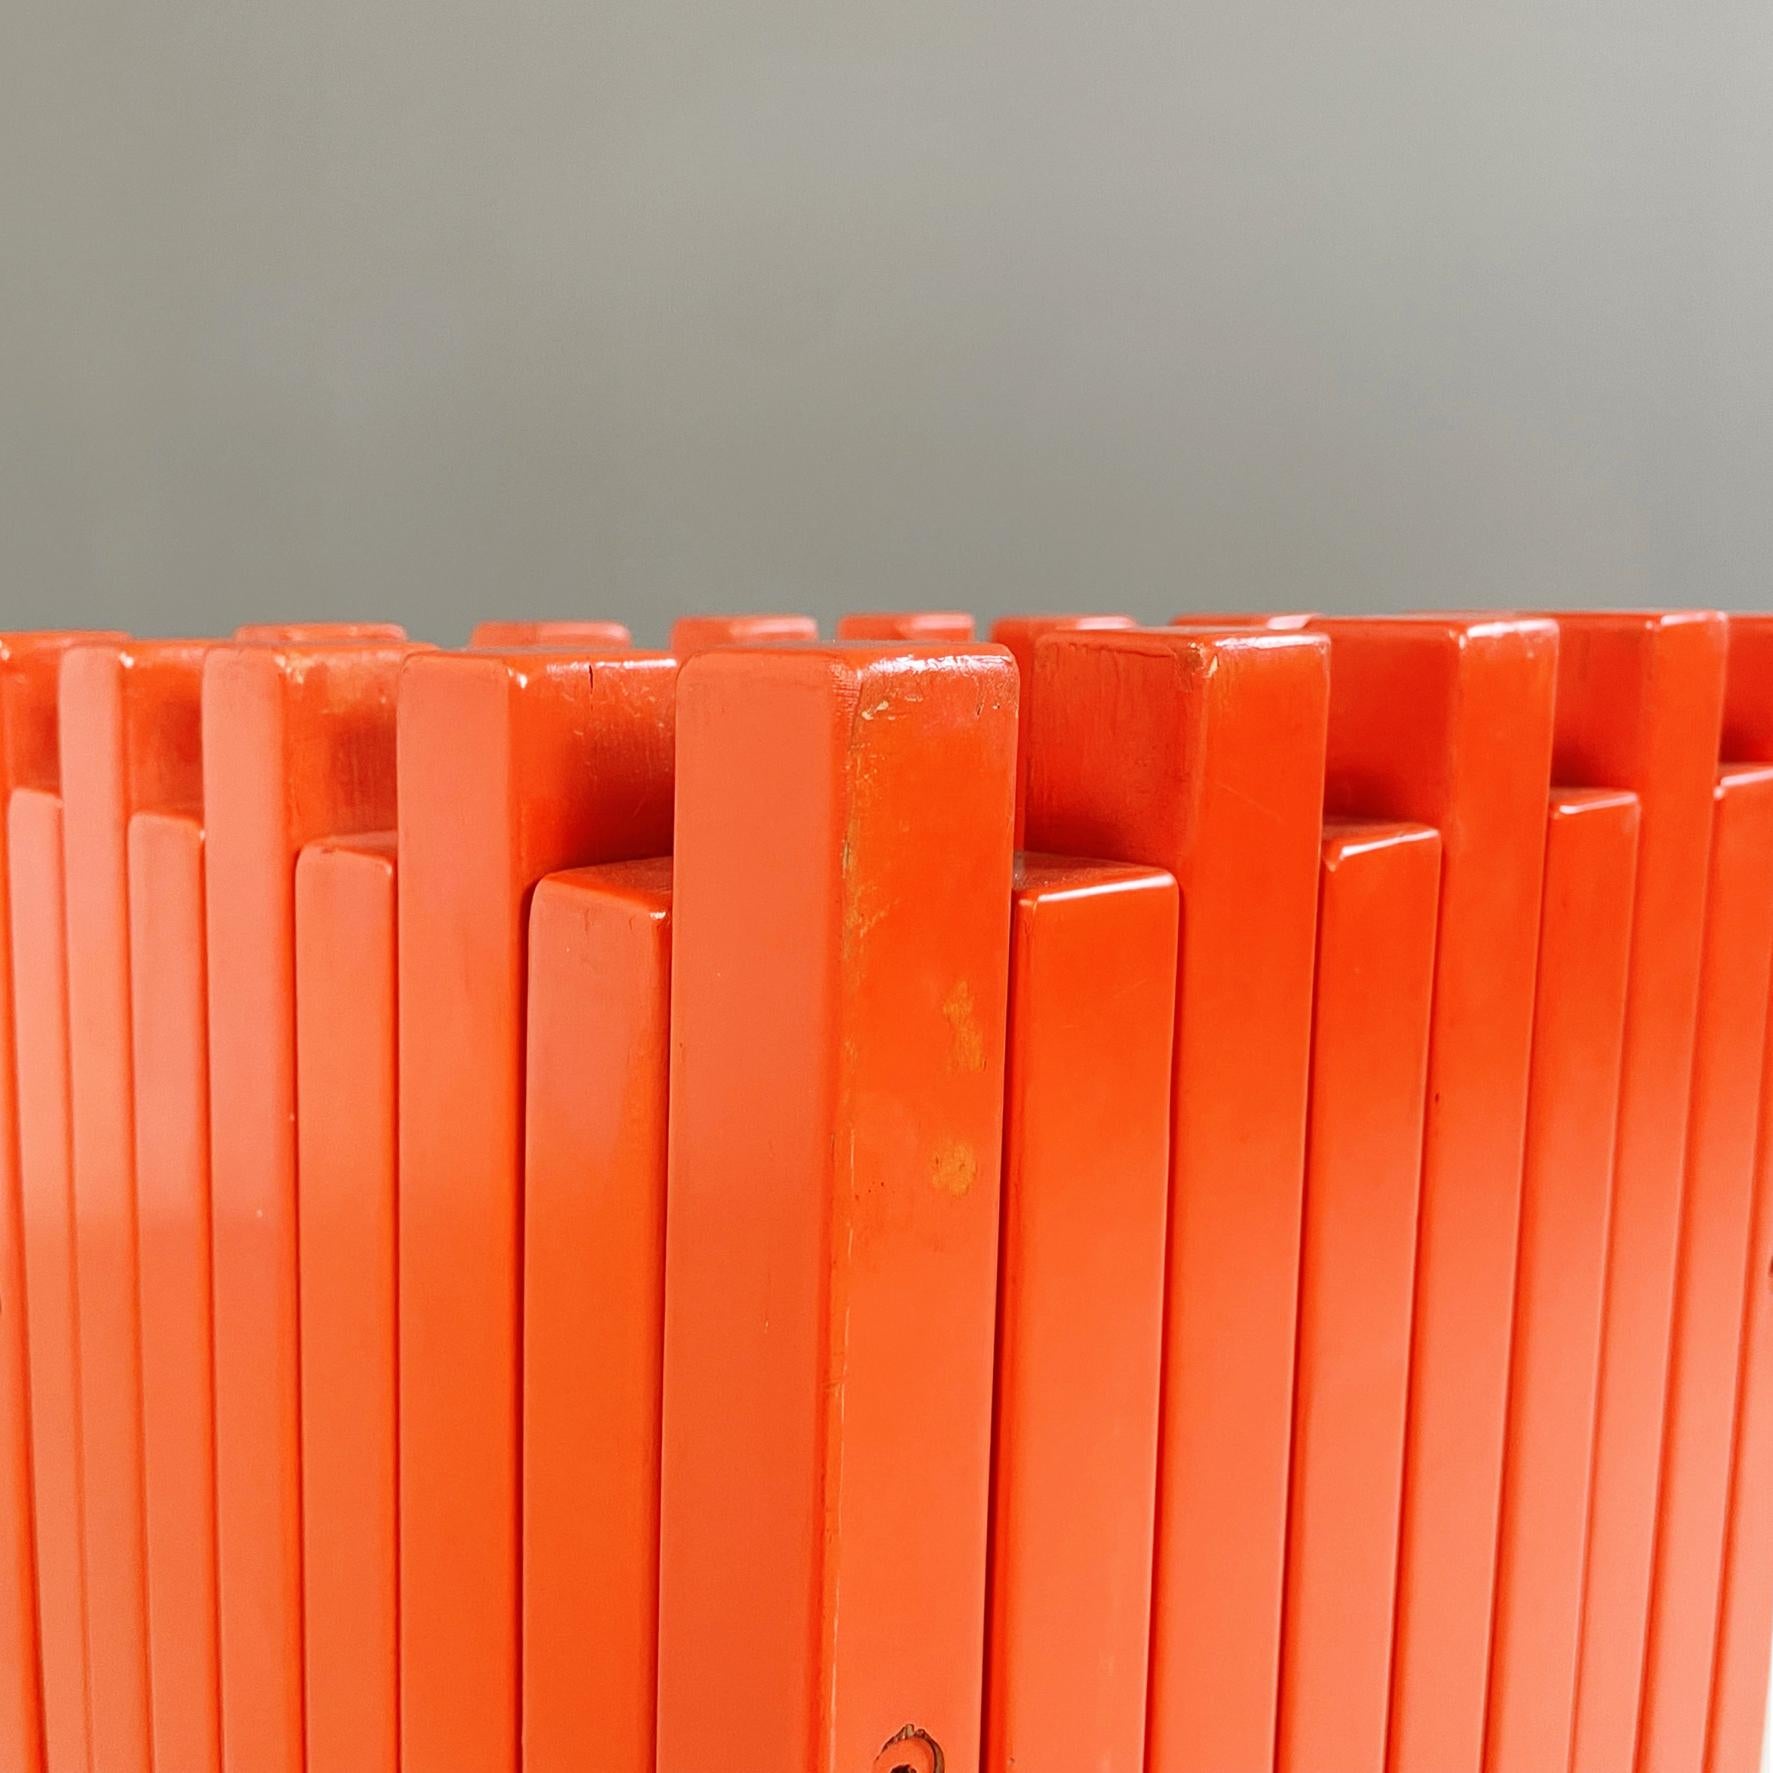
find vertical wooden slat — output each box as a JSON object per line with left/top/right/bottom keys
{"left": 470, "top": 620, "right": 631, "bottom": 647}
{"left": 397, "top": 649, "right": 675, "bottom": 1773}
{"left": 0, "top": 632, "right": 117, "bottom": 1773}
{"left": 1485, "top": 790, "right": 1639, "bottom": 1773}
{"left": 1704, "top": 615, "right": 1773, "bottom": 1773}
{"left": 1279, "top": 821, "right": 1440, "bottom": 1773}
{"left": 1638, "top": 768, "right": 1773, "bottom": 1773}
{"left": 129, "top": 809, "right": 220, "bottom": 1773}
{"left": 1026, "top": 625, "right": 1329, "bottom": 1773}
{"left": 202, "top": 638, "right": 414, "bottom": 1773}
{"left": 1304, "top": 615, "right": 1557, "bottom": 1773}
{"left": 985, "top": 855, "right": 1175, "bottom": 1773}
{"left": 658, "top": 642, "right": 1015, "bottom": 1773}
{"left": 669, "top": 614, "right": 817, "bottom": 654}
{"left": 835, "top": 612, "right": 975, "bottom": 641}
{"left": 986, "top": 617, "right": 1133, "bottom": 846}
{"left": 295, "top": 836, "right": 399, "bottom": 1773}
{"left": 9, "top": 784, "right": 91, "bottom": 1773}
{"left": 522, "top": 858, "right": 672, "bottom": 1773}
{"left": 60, "top": 640, "right": 210, "bottom": 1773}
{"left": 1556, "top": 611, "right": 1729, "bottom": 1773}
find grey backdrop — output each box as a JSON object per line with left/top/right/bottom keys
{"left": 2, "top": 0, "right": 1770, "bottom": 646}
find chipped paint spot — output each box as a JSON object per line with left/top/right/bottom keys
{"left": 930, "top": 1140, "right": 976, "bottom": 1197}
{"left": 942, "top": 979, "right": 985, "bottom": 1072}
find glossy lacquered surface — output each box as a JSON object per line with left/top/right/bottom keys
{"left": 9, "top": 784, "right": 90, "bottom": 1773}
{"left": 523, "top": 858, "right": 672, "bottom": 1773}
{"left": 1486, "top": 790, "right": 1639, "bottom": 1773}
{"left": 1710, "top": 1046, "right": 1773, "bottom": 1773}
{"left": 987, "top": 615, "right": 1134, "bottom": 845}
{"left": 986, "top": 855, "right": 1175, "bottom": 1773}
{"left": 659, "top": 644, "right": 1015, "bottom": 1773}
{"left": 1549, "top": 612, "right": 1729, "bottom": 1773}
{"left": 128, "top": 809, "right": 219, "bottom": 1773}
{"left": 1280, "top": 821, "right": 1439, "bottom": 1773}
{"left": 1706, "top": 614, "right": 1773, "bottom": 1773}
{"left": 835, "top": 610, "right": 976, "bottom": 641}
{"left": 296, "top": 835, "right": 399, "bottom": 1773}
{"left": 1026, "top": 625, "right": 1329, "bottom": 1773}
{"left": 1638, "top": 767, "right": 1773, "bottom": 1773}
{"left": 60, "top": 639, "right": 211, "bottom": 1773}
{"left": 1312, "top": 617, "right": 1560, "bottom": 1773}
{"left": 201, "top": 638, "right": 413, "bottom": 1773}
{"left": 1171, "top": 610, "right": 1316, "bottom": 629}
{"left": 470, "top": 618, "right": 632, "bottom": 647}
{"left": 1307, "top": 615, "right": 1558, "bottom": 1773}
{"left": 231, "top": 622, "right": 406, "bottom": 643}
{"left": 0, "top": 632, "right": 119, "bottom": 1773}
{"left": 668, "top": 612, "right": 817, "bottom": 654}
{"left": 396, "top": 647, "right": 676, "bottom": 1773}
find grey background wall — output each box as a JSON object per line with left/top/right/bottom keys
{"left": 2, "top": 0, "right": 1770, "bottom": 645}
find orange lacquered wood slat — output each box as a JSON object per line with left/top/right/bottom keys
{"left": 1636, "top": 767, "right": 1773, "bottom": 1773}
{"left": 523, "top": 858, "right": 672, "bottom": 1773}
{"left": 1305, "top": 616, "right": 1557, "bottom": 1773}
{"left": 1025, "top": 626, "right": 1329, "bottom": 1773}
{"left": 1709, "top": 1165, "right": 1773, "bottom": 1773}
{"left": 8, "top": 785, "right": 90, "bottom": 1773}
{"left": 658, "top": 644, "right": 1015, "bottom": 1773}
{"left": 1708, "top": 1103, "right": 1773, "bottom": 1773}
{"left": 201, "top": 638, "right": 415, "bottom": 1773}
{"left": 985, "top": 856, "right": 1175, "bottom": 1773}
{"left": 233, "top": 622, "right": 407, "bottom": 642}
{"left": 1171, "top": 611, "right": 1317, "bottom": 629}
{"left": 0, "top": 631, "right": 116, "bottom": 1773}
{"left": 1484, "top": 790, "right": 1640, "bottom": 1773}
{"left": 0, "top": 726, "right": 35, "bottom": 1773}
{"left": 1704, "top": 616, "right": 1773, "bottom": 1773}
{"left": 60, "top": 640, "right": 210, "bottom": 1773}
{"left": 1279, "top": 821, "right": 1440, "bottom": 1773}
{"left": 295, "top": 836, "right": 398, "bottom": 1773}
{"left": 1549, "top": 612, "right": 1730, "bottom": 1773}
{"left": 471, "top": 619, "right": 632, "bottom": 648}
{"left": 668, "top": 613, "right": 818, "bottom": 654}
{"left": 1708, "top": 1171, "right": 1773, "bottom": 1773}
{"left": 987, "top": 617, "right": 1134, "bottom": 846}
{"left": 397, "top": 649, "right": 676, "bottom": 1773}
{"left": 128, "top": 810, "right": 220, "bottom": 1773}
{"left": 835, "top": 610, "right": 975, "bottom": 641}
